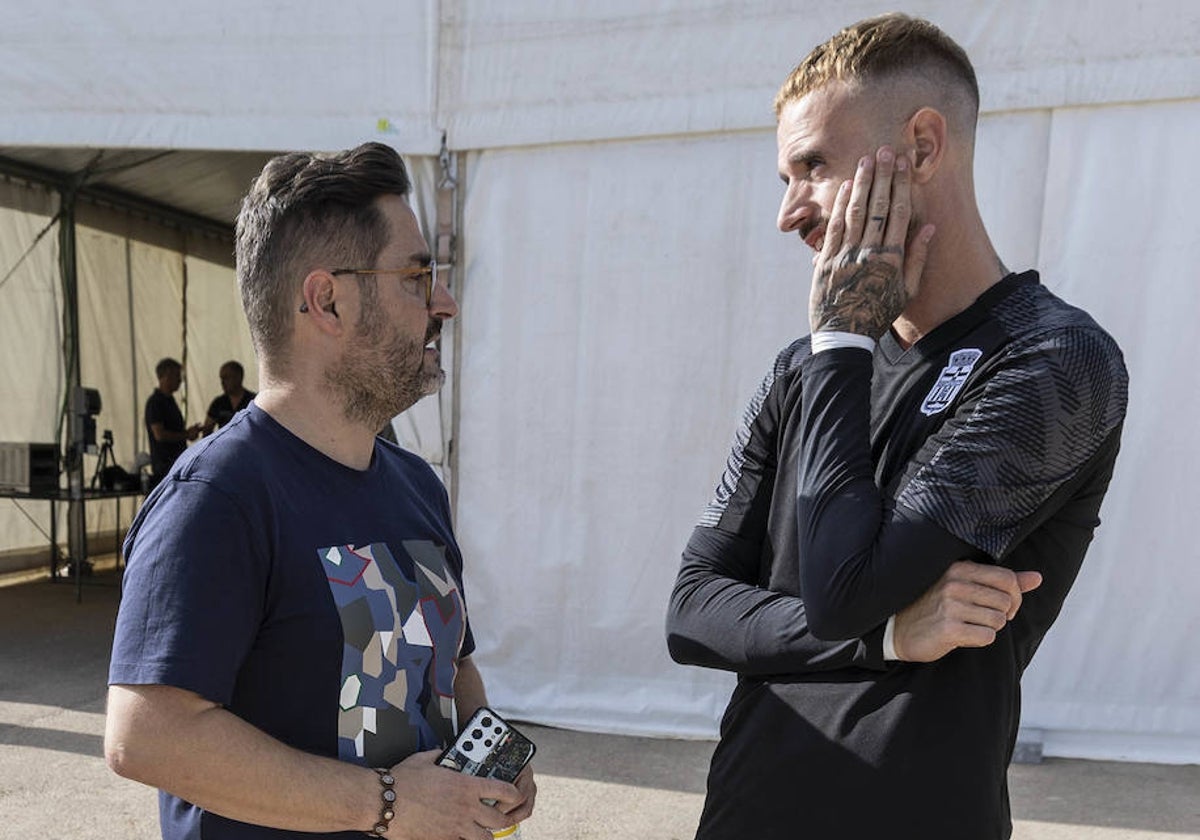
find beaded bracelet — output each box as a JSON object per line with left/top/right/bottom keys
{"left": 365, "top": 768, "right": 397, "bottom": 837}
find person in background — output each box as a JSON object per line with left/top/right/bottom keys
{"left": 143, "top": 357, "right": 200, "bottom": 491}
{"left": 200, "top": 360, "right": 256, "bottom": 435}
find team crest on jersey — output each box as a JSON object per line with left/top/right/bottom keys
{"left": 920, "top": 348, "right": 984, "bottom": 416}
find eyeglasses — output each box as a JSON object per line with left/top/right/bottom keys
{"left": 330, "top": 262, "right": 450, "bottom": 307}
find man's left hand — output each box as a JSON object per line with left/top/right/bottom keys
{"left": 892, "top": 560, "right": 1043, "bottom": 662}
{"left": 809, "top": 146, "right": 935, "bottom": 338}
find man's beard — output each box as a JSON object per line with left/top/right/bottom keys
{"left": 326, "top": 308, "right": 444, "bottom": 432}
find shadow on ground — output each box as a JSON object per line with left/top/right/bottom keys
{"left": 1, "top": 569, "right": 1196, "bottom": 839}
{"left": 0, "top": 570, "right": 121, "bottom": 711}
{"left": 516, "top": 722, "right": 713, "bottom": 794}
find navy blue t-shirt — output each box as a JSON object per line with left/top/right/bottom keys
{"left": 110, "top": 403, "right": 475, "bottom": 840}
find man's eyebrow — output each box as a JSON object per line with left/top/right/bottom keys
{"left": 788, "top": 151, "right": 823, "bottom": 169}
{"left": 780, "top": 150, "right": 823, "bottom": 183}
{"left": 406, "top": 252, "right": 434, "bottom": 267}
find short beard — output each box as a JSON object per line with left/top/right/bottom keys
{"left": 325, "top": 300, "right": 443, "bottom": 432}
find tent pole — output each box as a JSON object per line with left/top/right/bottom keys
{"left": 126, "top": 238, "right": 138, "bottom": 476}
{"left": 180, "top": 250, "right": 189, "bottom": 419}
{"left": 58, "top": 187, "right": 86, "bottom": 599}
{"left": 436, "top": 143, "right": 464, "bottom": 520}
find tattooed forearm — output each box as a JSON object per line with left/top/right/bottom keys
{"left": 811, "top": 245, "right": 907, "bottom": 338}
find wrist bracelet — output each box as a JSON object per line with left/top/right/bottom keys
{"left": 365, "top": 768, "right": 396, "bottom": 837}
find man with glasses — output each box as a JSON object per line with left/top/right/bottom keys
{"left": 667, "top": 13, "right": 1127, "bottom": 839}
{"left": 106, "top": 143, "right": 535, "bottom": 840}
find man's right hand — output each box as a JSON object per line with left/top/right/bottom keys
{"left": 892, "top": 560, "right": 1042, "bottom": 662}
{"left": 387, "top": 749, "right": 527, "bottom": 840}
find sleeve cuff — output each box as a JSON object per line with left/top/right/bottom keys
{"left": 883, "top": 614, "right": 899, "bottom": 661}
{"left": 811, "top": 330, "right": 877, "bottom": 354}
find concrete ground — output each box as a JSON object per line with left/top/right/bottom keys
{"left": 1, "top": 563, "right": 1197, "bottom": 840}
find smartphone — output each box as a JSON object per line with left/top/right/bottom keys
{"left": 437, "top": 706, "right": 537, "bottom": 788}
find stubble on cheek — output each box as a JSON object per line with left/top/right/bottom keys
{"left": 328, "top": 316, "right": 433, "bottom": 430}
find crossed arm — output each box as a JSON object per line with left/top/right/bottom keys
{"left": 667, "top": 518, "right": 1036, "bottom": 673}
{"left": 666, "top": 353, "right": 1036, "bottom": 674}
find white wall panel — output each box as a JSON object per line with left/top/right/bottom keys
{"left": 0, "top": 0, "right": 441, "bottom": 153}
{"left": 975, "top": 110, "right": 1051, "bottom": 272}
{"left": 3, "top": 1, "right": 1195, "bottom": 154}
{"left": 0, "top": 183, "right": 62, "bottom": 556}
{"left": 440, "top": 0, "right": 1200, "bottom": 150}
{"left": 391, "top": 157, "right": 454, "bottom": 476}
{"left": 0, "top": 184, "right": 61, "bottom": 442}
{"left": 1021, "top": 99, "right": 1200, "bottom": 762}
{"left": 78, "top": 227, "right": 137, "bottom": 473}
{"left": 184, "top": 255, "right": 259, "bottom": 436}
{"left": 128, "top": 240, "right": 187, "bottom": 448}
{"left": 455, "top": 131, "right": 816, "bottom": 734}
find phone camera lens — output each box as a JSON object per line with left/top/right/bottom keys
{"left": 472, "top": 729, "right": 483, "bottom": 739}
{"left": 484, "top": 739, "right": 493, "bottom": 747}
{"left": 462, "top": 741, "right": 473, "bottom": 751}
{"left": 481, "top": 716, "right": 493, "bottom": 727}
{"left": 494, "top": 726, "right": 503, "bottom": 734}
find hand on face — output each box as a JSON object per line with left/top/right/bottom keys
{"left": 808, "top": 146, "right": 936, "bottom": 339}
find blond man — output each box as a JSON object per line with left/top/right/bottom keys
{"left": 667, "top": 15, "right": 1127, "bottom": 838}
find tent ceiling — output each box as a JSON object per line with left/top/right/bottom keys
{"left": 0, "top": 146, "right": 279, "bottom": 233}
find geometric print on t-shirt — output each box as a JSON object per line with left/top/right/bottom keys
{"left": 320, "top": 540, "right": 466, "bottom": 767}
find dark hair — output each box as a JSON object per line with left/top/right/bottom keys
{"left": 775, "top": 13, "right": 979, "bottom": 121}
{"left": 155, "top": 357, "right": 182, "bottom": 378}
{"left": 234, "top": 142, "right": 412, "bottom": 363}
{"left": 220, "top": 360, "right": 244, "bottom": 378}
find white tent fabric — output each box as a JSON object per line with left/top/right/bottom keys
{"left": 454, "top": 131, "right": 807, "bottom": 735}
{"left": 2, "top": 0, "right": 443, "bottom": 154}
{"left": 10, "top": 2, "right": 1195, "bottom": 152}
{"left": 1, "top": 0, "right": 1197, "bottom": 764}
{"left": 0, "top": 182, "right": 64, "bottom": 553}
{"left": 0, "top": 159, "right": 440, "bottom": 566}
{"left": 0, "top": 187, "right": 259, "bottom": 565}
{"left": 438, "top": 0, "right": 1200, "bottom": 148}
{"left": 1021, "top": 99, "right": 1200, "bottom": 762}
{"left": 444, "top": 13, "right": 1200, "bottom": 760}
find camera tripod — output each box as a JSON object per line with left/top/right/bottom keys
{"left": 90, "top": 429, "right": 116, "bottom": 490}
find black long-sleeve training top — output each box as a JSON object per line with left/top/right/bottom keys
{"left": 667, "top": 272, "right": 1127, "bottom": 840}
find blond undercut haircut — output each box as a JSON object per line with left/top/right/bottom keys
{"left": 775, "top": 13, "right": 979, "bottom": 132}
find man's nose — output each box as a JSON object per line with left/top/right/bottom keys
{"left": 777, "top": 181, "right": 812, "bottom": 234}
{"left": 430, "top": 277, "right": 459, "bottom": 320}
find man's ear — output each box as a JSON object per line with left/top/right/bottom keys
{"left": 299, "top": 270, "right": 341, "bottom": 333}
{"left": 906, "top": 107, "right": 947, "bottom": 184}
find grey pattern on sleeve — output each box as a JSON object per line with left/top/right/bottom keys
{"left": 698, "top": 338, "right": 810, "bottom": 528}
{"left": 897, "top": 322, "right": 1128, "bottom": 559}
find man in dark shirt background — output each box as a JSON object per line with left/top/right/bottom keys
{"left": 144, "top": 357, "right": 200, "bottom": 490}
{"left": 200, "top": 360, "right": 256, "bottom": 435}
